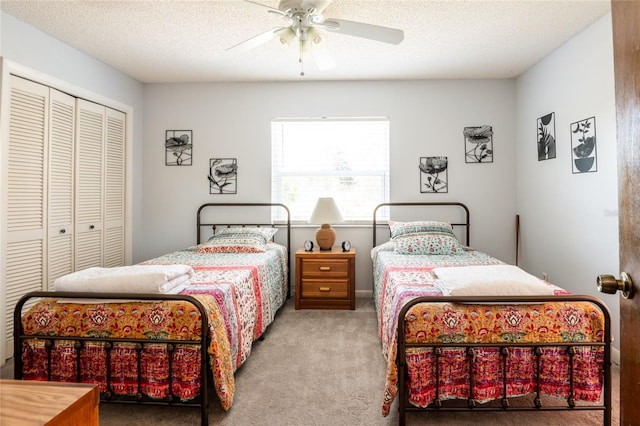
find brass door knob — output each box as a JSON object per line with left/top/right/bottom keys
{"left": 597, "top": 272, "right": 633, "bottom": 299}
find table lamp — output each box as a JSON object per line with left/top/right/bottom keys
{"left": 309, "top": 197, "right": 344, "bottom": 250}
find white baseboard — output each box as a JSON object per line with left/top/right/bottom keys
{"left": 611, "top": 347, "right": 620, "bottom": 365}
{"left": 356, "top": 289, "right": 373, "bottom": 298}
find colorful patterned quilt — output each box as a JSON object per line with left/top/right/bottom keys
{"left": 20, "top": 242, "right": 288, "bottom": 411}
{"left": 371, "top": 242, "right": 606, "bottom": 416}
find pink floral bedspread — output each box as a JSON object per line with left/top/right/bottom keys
{"left": 20, "top": 243, "right": 288, "bottom": 411}
{"left": 371, "top": 242, "right": 606, "bottom": 416}
{"left": 143, "top": 242, "right": 288, "bottom": 370}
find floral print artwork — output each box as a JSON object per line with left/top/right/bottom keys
{"left": 209, "top": 158, "right": 238, "bottom": 194}
{"left": 571, "top": 116, "right": 597, "bottom": 173}
{"left": 165, "top": 130, "right": 192, "bottom": 166}
{"left": 537, "top": 113, "right": 556, "bottom": 161}
{"left": 464, "top": 125, "right": 493, "bottom": 163}
{"left": 419, "top": 156, "right": 448, "bottom": 193}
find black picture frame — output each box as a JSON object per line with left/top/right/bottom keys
{"left": 208, "top": 158, "right": 238, "bottom": 194}
{"left": 537, "top": 113, "right": 556, "bottom": 161}
{"left": 464, "top": 125, "right": 493, "bottom": 163}
{"left": 419, "top": 156, "right": 448, "bottom": 193}
{"left": 570, "top": 116, "right": 597, "bottom": 174}
{"left": 165, "top": 130, "right": 193, "bottom": 166}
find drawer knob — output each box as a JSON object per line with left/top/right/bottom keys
{"left": 319, "top": 266, "right": 331, "bottom": 271}
{"left": 319, "top": 287, "right": 331, "bottom": 292}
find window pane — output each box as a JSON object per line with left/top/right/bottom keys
{"left": 271, "top": 118, "right": 390, "bottom": 222}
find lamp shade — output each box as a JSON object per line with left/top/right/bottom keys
{"left": 309, "top": 197, "right": 343, "bottom": 250}
{"left": 309, "top": 197, "right": 343, "bottom": 225}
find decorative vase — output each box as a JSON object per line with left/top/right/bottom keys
{"left": 575, "top": 157, "right": 595, "bottom": 172}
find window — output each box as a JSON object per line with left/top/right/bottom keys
{"left": 271, "top": 117, "right": 390, "bottom": 222}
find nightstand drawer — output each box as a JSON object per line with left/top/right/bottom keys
{"left": 300, "top": 259, "right": 350, "bottom": 278}
{"left": 295, "top": 247, "right": 355, "bottom": 310}
{"left": 300, "top": 280, "right": 349, "bottom": 299}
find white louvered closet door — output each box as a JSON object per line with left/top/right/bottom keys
{"left": 104, "top": 108, "right": 125, "bottom": 268}
{"left": 75, "top": 99, "right": 105, "bottom": 270}
{"left": 47, "top": 90, "right": 76, "bottom": 289}
{"left": 3, "top": 76, "right": 49, "bottom": 357}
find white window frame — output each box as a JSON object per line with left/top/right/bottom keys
{"left": 271, "top": 117, "right": 390, "bottom": 223}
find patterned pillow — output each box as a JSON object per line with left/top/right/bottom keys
{"left": 389, "top": 220, "right": 456, "bottom": 239}
{"left": 389, "top": 221, "right": 462, "bottom": 255}
{"left": 393, "top": 233, "right": 463, "bottom": 255}
{"left": 215, "top": 227, "right": 278, "bottom": 241}
{"left": 199, "top": 232, "right": 268, "bottom": 254}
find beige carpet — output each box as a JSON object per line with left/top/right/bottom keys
{"left": 2, "top": 297, "right": 619, "bottom": 425}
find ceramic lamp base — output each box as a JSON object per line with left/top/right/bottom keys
{"left": 315, "top": 224, "right": 336, "bottom": 250}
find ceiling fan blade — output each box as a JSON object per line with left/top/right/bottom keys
{"left": 300, "top": 0, "right": 333, "bottom": 15}
{"left": 321, "top": 18, "right": 404, "bottom": 44}
{"left": 240, "top": 0, "right": 287, "bottom": 17}
{"left": 226, "top": 27, "right": 288, "bottom": 52}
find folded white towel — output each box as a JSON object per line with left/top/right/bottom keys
{"left": 433, "top": 264, "right": 555, "bottom": 296}
{"left": 53, "top": 265, "right": 195, "bottom": 294}
{"left": 159, "top": 273, "right": 191, "bottom": 294}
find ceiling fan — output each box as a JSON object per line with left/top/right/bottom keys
{"left": 227, "top": 0, "right": 404, "bottom": 76}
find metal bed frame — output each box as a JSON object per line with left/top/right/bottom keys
{"left": 14, "top": 292, "right": 212, "bottom": 425}
{"left": 396, "top": 295, "right": 611, "bottom": 425}
{"left": 372, "top": 202, "right": 612, "bottom": 425}
{"left": 14, "top": 202, "right": 291, "bottom": 426}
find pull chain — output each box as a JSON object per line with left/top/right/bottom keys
{"left": 299, "top": 37, "right": 305, "bottom": 76}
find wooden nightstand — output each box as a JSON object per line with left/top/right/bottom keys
{"left": 0, "top": 380, "right": 99, "bottom": 425}
{"left": 295, "top": 247, "right": 356, "bottom": 310}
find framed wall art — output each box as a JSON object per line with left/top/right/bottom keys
{"left": 571, "top": 116, "right": 597, "bottom": 173}
{"left": 165, "top": 130, "right": 193, "bottom": 166}
{"left": 419, "top": 156, "right": 448, "bottom": 193}
{"left": 537, "top": 112, "right": 556, "bottom": 161}
{"left": 464, "top": 125, "right": 493, "bottom": 163}
{"left": 208, "top": 158, "right": 238, "bottom": 194}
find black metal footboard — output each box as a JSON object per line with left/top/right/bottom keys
{"left": 396, "top": 295, "right": 612, "bottom": 426}
{"left": 14, "top": 291, "right": 211, "bottom": 426}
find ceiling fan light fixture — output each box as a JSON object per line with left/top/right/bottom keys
{"left": 279, "top": 28, "right": 297, "bottom": 47}
{"left": 229, "top": 0, "right": 405, "bottom": 75}
{"left": 307, "top": 27, "right": 323, "bottom": 45}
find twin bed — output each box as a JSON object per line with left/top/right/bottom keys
{"left": 12, "top": 201, "right": 611, "bottom": 425}
{"left": 372, "top": 202, "right": 611, "bottom": 425}
{"left": 13, "top": 203, "right": 290, "bottom": 425}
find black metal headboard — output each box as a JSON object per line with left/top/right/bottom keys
{"left": 196, "top": 203, "right": 292, "bottom": 296}
{"left": 372, "top": 202, "right": 471, "bottom": 247}
{"left": 197, "top": 202, "right": 290, "bottom": 248}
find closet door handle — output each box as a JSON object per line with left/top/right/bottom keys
{"left": 89, "top": 225, "right": 95, "bottom": 230}
{"left": 59, "top": 228, "right": 66, "bottom": 234}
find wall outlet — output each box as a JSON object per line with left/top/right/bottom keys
{"left": 542, "top": 272, "right": 549, "bottom": 281}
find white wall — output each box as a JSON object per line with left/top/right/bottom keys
{"left": 143, "top": 80, "right": 517, "bottom": 291}
{"left": 0, "top": 11, "right": 145, "bottom": 261}
{"left": 0, "top": 11, "right": 146, "bottom": 365}
{"left": 515, "top": 14, "right": 620, "bottom": 351}
{"left": 1, "top": 8, "right": 621, "bottom": 353}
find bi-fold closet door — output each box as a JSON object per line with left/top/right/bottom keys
{"left": 4, "top": 76, "right": 51, "bottom": 357}
{"left": 74, "top": 99, "right": 125, "bottom": 270}
{"left": 2, "top": 75, "right": 125, "bottom": 359}
{"left": 48, "top": 87, "right": 76, "bottom": 289}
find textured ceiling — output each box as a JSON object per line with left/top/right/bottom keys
{"left": 1, "top": 0, "right": 611, "bottom": 83}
